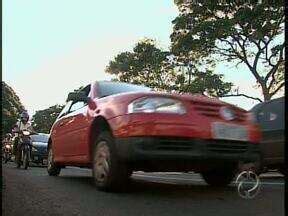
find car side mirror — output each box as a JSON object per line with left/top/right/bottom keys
{"left": 67, "top": 91, "right": 89, "bottom": 103}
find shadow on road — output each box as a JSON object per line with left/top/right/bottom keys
{"left": 59, "top": 174, "right": 235, "bottom": 199}
{"left": 29, "top": 164, "right": 47, "bottom": 168}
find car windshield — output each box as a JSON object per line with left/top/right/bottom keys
{"left": 31, "top": 134, "right": 49, "bottom": 143}
{"left": 98, "top": 81, "right": 151, "bottom": 98}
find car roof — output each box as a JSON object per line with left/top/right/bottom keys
{"left": 250, "top": 96, "right": 284, "bottom": 112}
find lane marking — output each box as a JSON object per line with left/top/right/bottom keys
{"left": 134, "top": 174, "right": 204, "bottom": 183}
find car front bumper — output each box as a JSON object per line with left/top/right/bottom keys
{"left": 31, "top": 152, "right": 47, "bottom": 160}
{"left": 115, "top": 137, "right": 260, "bottom": 169}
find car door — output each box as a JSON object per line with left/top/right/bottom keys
{"left": 52, "top": 101, "right": 73, "bottom": 159}
{"left": 63, "top": 101, "right": 91, "bottom": 157}
{"left": 66, "top": 84, "right": 94, "bottom": 158}
{"left": 53, "top": 85, "right": 93, "bottom": 160}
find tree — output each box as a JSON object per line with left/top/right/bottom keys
{"left": 2, "top": 82, "right": 25, "bottom": 135}
{"left": 32, "top": 84, "right": 88, "bottom": 133}
{"left": 171, "top": 0, "right": 285, "bottom": 101}
{"left": 106, "top": 38, "right": 175, "bottom": 90}
{"left": 106, "top": 38, "right": 232, "bottom": 96}
{"left": 32, "top": 105, "right": 64, "bottom": 133}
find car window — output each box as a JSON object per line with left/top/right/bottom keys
{"left": 69, "top": 101, "right": 86, "bottom": 112}
{"left": 98, "top": 81, "right": 151, "bottom": 98}
{"left": 57, "top": 101, "right": 73, "bottom": 119}
{"left": 66, "top": 84, "right": 90, "bottom": 113}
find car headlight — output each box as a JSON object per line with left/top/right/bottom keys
{"left": 32, "top": 147, "right": 38, "bottom": 152}
{"left": 128, "top": 97, "right": 186, "bottom": 114}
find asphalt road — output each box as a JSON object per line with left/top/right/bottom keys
{"left": 2, "top": 162, "right": 284, "bottom": 216}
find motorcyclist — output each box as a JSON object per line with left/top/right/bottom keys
{"left": 2, "top": 133, "right": 13, "bottom": 162}
{"left": 2, "top": 133, "right": 12, "bottom": 146}
{"left": 2, "top": 133, "right": 12, "bottom": 154}
{"left": 12, "top": 111, "right": 36, "bottom": 166}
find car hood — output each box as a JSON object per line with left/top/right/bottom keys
{"left": 94, "top": 91, "right": 248, "bottom": 120}
{"left": 111, "top": 91, "right": 246, "bottom": 111}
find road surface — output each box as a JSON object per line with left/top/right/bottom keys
{"left": 2, "top": 162, "right": 284, "bottom": 216}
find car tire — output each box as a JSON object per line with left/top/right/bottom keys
{"left": 201, "top": 168, "right": 236, "bottom": 187}
{"left": 47, "top": 146, "right": 61, "bottom": 176}
{"left": 92, "top": 132, "right": 131, "bottom": 192}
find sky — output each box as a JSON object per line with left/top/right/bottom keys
{"left": 3, "top": 0, "right": 283, "bottom": 116}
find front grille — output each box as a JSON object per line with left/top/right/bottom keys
{"left": 206, "top": 140, "right": 249, "bottom": 153}
{"left": 140, "top": 138, "right": 195, "bottom": 151}
{"left": 141, "top": 138, "right": 249, "bottom": 153}
{"left": 156, "top": 139, "right": 194, "bottom": 151}
{"left": 191, "top": 101, "right": 247, "bottom": 121}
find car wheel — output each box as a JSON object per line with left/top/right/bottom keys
{"left": 92, "top": 132, "right": 131, "bottom": 192}
{"left": 201, "top": 168, "right": 236, "bottom": 187}
{"left": 47, "top": 146, "right": 61, "bottom": 176}
{"left": 239, "top": 161, "right": 263, "bottom": 175}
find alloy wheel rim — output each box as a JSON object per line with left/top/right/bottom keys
{"left": 94, "top": 141, "right": 110, "bottom": 183}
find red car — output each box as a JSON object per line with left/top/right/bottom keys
{"left": 47, "top": 81, "right": 261, "bottom": 191}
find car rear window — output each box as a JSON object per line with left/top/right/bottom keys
{"left": 98, "top": 81, "right": 151, "bottom": 97}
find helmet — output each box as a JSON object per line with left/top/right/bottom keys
{"left": 20, "top": 111, "right": 29, "bottom": 123}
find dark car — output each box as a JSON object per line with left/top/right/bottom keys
{"left": 250, "top": 96, "right": 285, "bottom": 175}
{"left": 31, "top": 133, "right": 49, "bottom": 165}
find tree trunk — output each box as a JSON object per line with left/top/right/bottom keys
{"left": 261, "top": 85, "right": 272, "bottom": 101}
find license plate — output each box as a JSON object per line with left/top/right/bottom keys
{"left": 212, "top": 122, "right": 248, "bottom": 141}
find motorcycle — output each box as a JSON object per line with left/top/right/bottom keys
{"left": 16, "top": 130, "right": 33, "bottom": 169}
{"left": 3, "top": 142, "right": 13, "bottom": 163}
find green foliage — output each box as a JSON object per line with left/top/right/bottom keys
{"left": 106, "top": 38, "right": 174, "bottom": 90}
{"left": 171, "top": 1, "right": 285, "bottom": 101}
{"left": 32, "top": 105, "right": 64, "bottom": 133}
{"left": 2, "top": 82, "right": 24, "bottom": 135}
{"left": 106, "top": 38, "right": 232, "bottom": 97}
{"left": 175, "top": 69, "right": 233, "bottom": 96}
